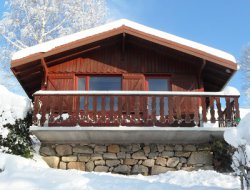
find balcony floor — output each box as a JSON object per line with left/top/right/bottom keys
{"left": 30, "top": 126, "right": 226, "bottom": 144}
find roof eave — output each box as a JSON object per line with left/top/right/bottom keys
{"left": 11, "top": 25, "right": 238, "bottom": 71}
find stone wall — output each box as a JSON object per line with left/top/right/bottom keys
{"left": 40, "top": 143, "right": 213, "bottom": 175}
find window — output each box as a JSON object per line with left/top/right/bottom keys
{"left": 77, "top": 76, "right": 121, "bottom": 111}
{"left": 146, "top": 77, "right": 170, "bottom": 115}
{"left": 89, "top": 77, "right": 121, "bottom": 90}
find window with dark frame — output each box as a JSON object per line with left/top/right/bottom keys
{"left": 146, "top": 77, "right": 170, "bottom": 116}
{"left": 77, "top": 76, "right": 122, "bottom": 111}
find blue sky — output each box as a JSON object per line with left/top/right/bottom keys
{"left": 108, "top": 0, "right": 250, "bottom": 107}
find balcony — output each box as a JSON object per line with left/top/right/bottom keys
{"left": 33, "top": 91, "right": 240, "bottom": 128}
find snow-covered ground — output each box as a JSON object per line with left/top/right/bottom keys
{"left": 0, "top": 153, "right": 240, "bottom": 190}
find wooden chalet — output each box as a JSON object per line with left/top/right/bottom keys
{"left": 11, "top": 19, "right": 240, "bottom": 143}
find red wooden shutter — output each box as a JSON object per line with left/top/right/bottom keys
{"left": 122, "top": 74, "right": 145, "bottom": 113}
{"left": 47, "top": 75, "right": 74, "bottom": 112}
{"left": 171, "top": 74, "right": 198, "bottom": 120}
{"left": 122, "top": 74, "right": 145, "bottom": 91}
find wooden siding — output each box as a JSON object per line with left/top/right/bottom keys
{"left": 47, "top": 42, "right": 200, "bottom": 93}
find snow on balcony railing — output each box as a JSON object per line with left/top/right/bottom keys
{"left": 33, "top": 90, "right": 240, "bottom": 128}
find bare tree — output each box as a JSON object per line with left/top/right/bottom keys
{"left": 0, "top": 0, "right": 108, "bottom": 94}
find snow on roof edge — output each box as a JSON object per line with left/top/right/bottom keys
{"left": 12, "top": 19, "right": 236, "bottom": 63}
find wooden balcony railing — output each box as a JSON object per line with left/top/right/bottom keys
{"left": 33, "top": 91, "right": 240, "bottom": 127}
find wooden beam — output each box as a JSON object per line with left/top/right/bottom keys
{"left": 198, "top": 59, "right": 206, "bottom": 91}
{"left": 121, "top": 33, "right": 126, "bottom": 60}
{"left": 41, "top": 58, "right": 48, "bottom": 89}
{"left": 18, "top": 70, "right": 42, "bottom": 80}
{"left": 46, "top": 45, "right": 100, "bottom": 66}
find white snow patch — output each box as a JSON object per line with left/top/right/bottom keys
{"left": 0, "top": 85, "right": 31, "bottom": 126}
{"left": 0, "top": 153, "right": 240, "bottom": 190}
{"left": 12, "top": 19, "right": 236, "bottom": 63}
{"left": 223, "top": 86, "right": 240, "bottom": 96}
{"left": 61, "top": 113, "right": 69, "bottom": 120}
{"left": 224, "top": 113, "right": 250, "bottom": 148}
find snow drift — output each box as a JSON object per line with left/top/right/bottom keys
{"left": 0, "top": 153, "right": 240, "bottom": 190}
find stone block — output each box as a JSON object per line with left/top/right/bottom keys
{"left": 197, "top": 144, "right": 211, "bottom": 151}
{"left": 161, "top": 151, "right": 174, "bottom": 158}
{"left": 165, "top": 145, "right": 174, "bottom": 151}
{"left": 40, "top": 146, "right": 56, "bottom": 156}
{"left": 73, "top": 146, "right": 93, "bottom": 154}
{"left": 148, "top": 152, "right": 158, "bottom": 159}
{"left": 174, "top": 145, "right": 183, "bottom": 151}
{"left": 176, "top": 163, "right": 182, "bottom": 170}
{"left": 125, "top": 153, "right": 131, "bottom": 159}
{"left": 187, "top": 151, "right": 212, "bottom": 165}
{"left": 108, "top": 145, "right": 120, "bottom": 153}
{"left": 183, "top": 145, "right": 196, "bottom": 152}
{"left": 150, "top": 144, "right": 158, "bottom": 153}
{"left": 68, "top": 162, "right": 85, "bottom": 171}
{"left": 151, "top": 166, "right": 175, "bottom": 175}
{"left": 124, "top": 158, "right": 138, "bottom": 165}
{"left": 132, "top": 151, "right": 147, "bottom": 160}
{"left": 167, "top": 157, "right": 179, "bottom": 168}
{"left": 91, "top": 154, "right": 103, "bottom": 160}
{"left": 62, "top": 156, "right": 77, "bottom": 162}
{"left": 132, "top": 144, "right": 141, "bottom": 152}
{"left": 106, "top": 160, "right": 120, "bottom": 167}
{"left": 113, "top": 165, "right": 131, "bottom": 174}
{"left": 78, "top": 154, "right": 91, "bottom": 162}
{"left": 180, "top": 157, "right": 187, "bottom": 164}
{"left": 143, "top": 145, "right": 150, "bottom": 154}
{"left": 59, "top": 161, "right": 67, "bottom": 169}
{"left": 155, "top": 157, "right": 167, "bottom": 166}
{"left": 94, "top": 166, "right": 109, "bottom": 172}
{"left": 55, "top": 145, "right": 72, "bottom": 156}
{"left": 182, "top": 166, "right": 195, "bottom": 171}
{"left": 175, "top": 151, "right": 191, "bottom": 158}
{"left": 103, "top": 153, "right": 117, "bottom": 160}
{"left": 42, "top": 156, "right": 59, "bottom": 168}
{"left": 142, "top": 159, "right": 155, "bottom": 167}
{"left": 95, "top": 160, "right": 105, "bottom": 166}
{"left": 117, "top": 152, "right": 126, "bottom": 159}
{"left": 157, "top": 145, "right": 165, "bottom": 152}
{"left": 94, "top": 145, "right": 106, "bottom": 153}
{"left": 86, "top": 161, "right": 94, "bottom": 171}
{"left": 120, "top": 145, "right": 132, "bottom": 152}
{"left": 132, "top": 165, "right": 149, "bottom": 175}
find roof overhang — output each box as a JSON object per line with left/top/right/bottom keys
{"left": 11, "top": 19, "right": 238, "bottom": 97}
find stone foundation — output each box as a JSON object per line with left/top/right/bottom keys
{"left": 40, "top": 143, "right": 213, "bottom": 175}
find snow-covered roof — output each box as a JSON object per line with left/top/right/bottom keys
{"left": 12, "top": 19, "right": 236, "bottom": 63}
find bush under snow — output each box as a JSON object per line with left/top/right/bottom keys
{"left": 0, "top": 85, "right": 32, "bottom": 156}
{"left": 224, "top": 113, "right": 250, "bottom": 188}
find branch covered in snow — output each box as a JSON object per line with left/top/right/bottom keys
{"left": 0, "top": 0, "right": 108, "bottom": 93}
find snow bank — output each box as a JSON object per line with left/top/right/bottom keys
{"left": 0, "top": 85, "right": 31, "bottom": 126}
{"left": 12, "top": 19, "right": 236, "bottom": 63}
{"left": 0, "top": 153, "right": 240, "bottom": 190}
{"left": 224, "top": 113, "right": 250, "bottom": 148}
{"left": 224, "top": 113, "right": 250, "bottom": 176}
{"left": 0, "top": 85, "right": 31, "bottom": 144}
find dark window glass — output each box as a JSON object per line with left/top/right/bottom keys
{"left": 89, "top": 77, "right": 121, "bottom": 110}
{"left": 89, "top": 77, "right": 121, "bottom": 90}
{"left": 148, "top": 79, "right": 169, "bottom": 91}
{"left": 147, "top": 78, "right": 169, "bottom": 115}
{"left": 77, "top": 78, "right": 86, "bottom": 110}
